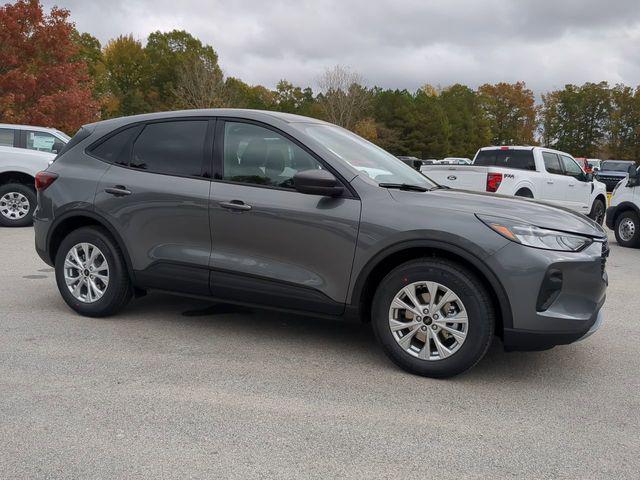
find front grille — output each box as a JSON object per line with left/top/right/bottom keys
{"left": 601, "top": 240, "right": 609, "bottom": 275}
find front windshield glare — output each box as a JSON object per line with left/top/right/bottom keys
{"left": 295, "top": 124, "right": 435, "bottom": 188}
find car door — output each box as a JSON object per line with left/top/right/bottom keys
{"left": 560, "top": 154, "right": 591, "bottom": 213}
{"left": 93, "top": 118, "right": 213, "bottom": 295}
{"left": 541, "top": 152, "right": 569, "bottom": 205}
{"left": 208, "top": 119, "right": 361, "bottom": 315}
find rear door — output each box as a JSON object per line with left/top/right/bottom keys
{"left": 93, "top": 118, "right": 213, "bottom": 295}
{"left": 560, "top": 154, "right": 591, "bottom": 213}
{"left": 541, "top": 152, "right": 568, "bottom": 205}
{"left": 208, "top": 119, "right": 361, "bottom": 314}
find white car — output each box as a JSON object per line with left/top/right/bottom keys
{"left": 421, "top": 146, "right": 608, "bottom": 224}
{"left": 605, "top": 164, "right": 640, "bottom": 247}
{"left": 440, "top": 157, "right": 472, "bottom": 165}
{"left": 0, "top": 123, "right": 69, "bottom": 226}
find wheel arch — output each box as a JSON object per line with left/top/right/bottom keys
{"left": 47, "top": 210, "right": 134, "bottom": 282}
{"left": 0, "top": 171, "right": 36, "bottom": 188}
{"left": 612, "top": 201, "right": 640, "bottom": 225}
{"left": 350, "top": 240, "right": 513, "bottom": 337}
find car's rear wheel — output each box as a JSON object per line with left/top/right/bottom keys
{"left": 588, "top": 198, "right": 606, "bottom": 225}
{"left": 0, "top": 183, "right": 36, "bottom": 227}
{"left": 614, "top": 211, "right": 640, "bottom": 248}
{"left": 372, "top": 258, "right": 494, "bottom": 378}
{"left": 55, "top": 226, "right": 132, "bottom": 316}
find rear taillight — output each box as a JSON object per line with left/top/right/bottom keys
{"left": 35, "top": 171, "right": 58, "bottom": 191}
{"left": 486, "top": 172, "right": 503, "bottom": 192}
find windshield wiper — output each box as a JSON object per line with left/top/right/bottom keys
{"left": 379, "top": 183, "right": 429, "bottom": 192}
{"left": 430, "top": 184, "right": 450, "bottom": 190}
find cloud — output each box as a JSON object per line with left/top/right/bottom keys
{"left": 43, "top": 0, "right": 640, "bottom": 92}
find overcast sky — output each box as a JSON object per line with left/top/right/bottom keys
{"left": 43, "top": 0, "right": 640, "bottom": 93}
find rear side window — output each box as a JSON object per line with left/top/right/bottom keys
{"left": 0, "top": 128, "right": 14, "bottom": 147}
{"left": 474, "top": 149, "right": 535, "bottom": 170}
{"left": 543, "top": 152, "right": 563, "bottom": 175}
{"left": 131, "top": 121, "right": 208, "bottom": 177}
{"left": 90, "top": 125, "right": 143, "bottom": 165}
{"left": 54, "top": 126, "right": 92, "bottom": 158}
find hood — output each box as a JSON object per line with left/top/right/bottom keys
{"left": 390, "top": 188, "right": 606, "bottom": 238}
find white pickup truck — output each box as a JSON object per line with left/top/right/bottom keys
{"left": 0, "top": 123, "right": 69, "bottom": 227}
{"left": 421, "top": 146, "right": 608, "bottom": 224}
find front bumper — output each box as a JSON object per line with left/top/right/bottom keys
{"left": 486, "top": 239, "right": 608, "bottom": 351}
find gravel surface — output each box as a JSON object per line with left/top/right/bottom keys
{"left": 1, "top": 227, "right": 638, "bottom": 479}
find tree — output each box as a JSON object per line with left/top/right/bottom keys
{"left": 478, "top": 82, "right": 536, "bottom": 145}
{"left": 103, "top": 35, "right": 151, "bottom": 117}
{"left": 223, "top": 77, "right": 276, "bottom": 110}
{"left": 317, "top": 65, "right": 370, "bottom": 129}
{"left": 145, "top": 30, "right": 222, "bottom": 111}
{"left": 540, "top": 82, "right": 611, "bottom": 156}
{"left": 607, "top": 84, "right": 640, "bottom": 160}
{"left": 440, "top": 84, "right": 490, "bottom": 157}
{"left": 273, "top": 80, "right": 315, "bottom": 115}
{"left": 172, "top": 56, "right": 225, "bottom": 109}
{"left": 0, "top": 0, "right": 99, "bottom": 133}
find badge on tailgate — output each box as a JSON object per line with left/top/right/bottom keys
{"left": 447, "top": 175, "right": 457, "bottom": 180}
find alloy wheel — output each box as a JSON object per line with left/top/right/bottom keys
{"left": 619, "top": 218, "right": 636, "bottom": 242}
{"left": 388, "top": 281, "right": 468, "bottom": 361}
{"left": 64, "top": 243, "right": 110, "bottom": 303}
{"left": 0, "top": 192, "right": 30, "bottom": 220}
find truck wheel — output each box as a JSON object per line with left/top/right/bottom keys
{"left": 371, "top": 258, "right": 495, "bottom": 378}
{"left": 614, "top": 211, "right": 640, "bottom": 248}
{"left": 0, "top": 183, "right": 37, "bottom": 227}
{"left": 588, "top": 198, "right": 606, "bottom": 225}
{"left": 515, "top": 188, "right": 533, "bottom": 198}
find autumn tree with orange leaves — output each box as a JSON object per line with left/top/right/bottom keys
{"left": 0, "top": 0, "right": 99, "bottom": 133}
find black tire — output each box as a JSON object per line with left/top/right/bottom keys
{"left": 0, "top": 183, "right": 37, "bottom": 227}
{"left": 55, "top": 226, "right": 132, "bottom": 317}
{"left": 614, "top": 210, "right": 640, "bottom": 248}
{"left": 371, "top": 258, "right": 495, "bottom": 378}
{"left": 588, "top": 198, "right": 606, "bottom": 225}
{"left": 515, "top": 188, "right": 534, "bottom": 198}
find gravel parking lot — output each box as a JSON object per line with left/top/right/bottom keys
{"left": 1, "top": 226, "right": 638, "bottom": 479}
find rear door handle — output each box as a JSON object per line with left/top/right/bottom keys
{"left": 546, "top": 180, "right": 554, "bottom": 184}
{"left": 104, "top": 186, "right": 131, "bottom": 196}
{"left": 219, "top": 200, "right": 252, "bottom": 212}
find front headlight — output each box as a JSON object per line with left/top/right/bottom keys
{"left": 477, "top": 215, "right": 593, "bottom": 252}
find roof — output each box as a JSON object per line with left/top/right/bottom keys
{"left": 0, "top": 123, "right": 62, "bottom": 132}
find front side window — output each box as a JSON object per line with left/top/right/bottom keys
{"left": 560, "top": 155, "right": 584, "bottom": 178}
{"left": 132, "top": 121, "right": 208, "bottom": 177}
{"left": 0, "top": 128, "right": 14, "bottom": 147}
{"left": 543, "top": 152, "right": 563, "bottom": 175}
{"left": 26, "top": 131, "right": 59, "bottom": 153}
{"left": 223, "top": 122, "right": 323, "bottom": 189}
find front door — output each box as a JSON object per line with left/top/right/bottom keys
{"left": 560, "top": 154, "right": 591, "bottom": 214}
{"left": 93, "top": 119, "right": 213, "bottom": 295}
{"left": 208, "top": 120, "right": 361, "bottom": 315}
{"left": 541, "top": 152, "right": 569, "bottom": 206}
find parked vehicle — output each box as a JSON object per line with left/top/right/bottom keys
{"left": 0, "top": 123, "right": 69, "bottom": 227}
{"left": 440, "top": 157, "right": 472, "bottom": 165}
{"left": 587, "top": 159, "right": 601, "bottom": 172}
{"left": 34, "top": 110, "right": 608, "bottom": 378}
{"left": 421, "top": 146, "right": 608, "bottom": 224}
{"left": 606, "top": 163, "right": 640, "bottom": 247}
{"left": 397, "top": 155, "right": 424, "bottom": 170}
{"left": 575, "top": 157, "right": 593, "bottom": 174}
{"left": 596, "top": 160, "right": 636, "bottom": 192}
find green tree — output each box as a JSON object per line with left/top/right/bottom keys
{"left": 273, "top": 80, "right": 315, "bottom": 114}
{"left": 478, "top": 82, "right": 536, "bottom": 145}
{"left": 608, "top": 84, "right": 640, "bottom": 160}
{"left": 224, "top": 77, "right": 276, "bottom": 110}
{"left": 440, "top": 84, "right": 490, "bottom": 157}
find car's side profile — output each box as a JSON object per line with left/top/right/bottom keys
{"left": 0, "top": 123, "right": 69, "bottom": 227}
{"left": 34, "top": 109, "right": 608, "bottom": 378}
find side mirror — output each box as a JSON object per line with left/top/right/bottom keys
{"left": 293, "top": 169, "right": 344, "bottom": 197}
{"left": 585, "top": 172, "right": 594, "bottom": 182}
{"left": 52, "top": 141, "right": 65, "bottom": 154}
{"left": 628, "top": 164, "right": 638, "bottom": 177}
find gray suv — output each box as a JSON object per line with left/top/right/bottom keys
{"left": 34, "top": 110, "right": 608, "bottom": 378}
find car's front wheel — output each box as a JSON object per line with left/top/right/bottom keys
{"left": 0, "top": 183, "right": 36, "bottom": 227}
{"left": 55, "top": 226, "right": 132, "bottom": 317}
{"left": 372, "top": 258, "right": 495, "bottom": 378}
{"left": 588, "top": 198, "right": 606, "bottom": 225}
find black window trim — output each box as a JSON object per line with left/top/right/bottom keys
{"left": 213, "top": 117, "right": 359, "bottom": 199}
{"left": 86, "top": 116, "right": 215, "bottom": 181}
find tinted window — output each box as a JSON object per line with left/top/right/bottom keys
{"left": 223, "top": 122, "right": 323, "bottom": 189}
{"left": 55, "top": 126, "right": 93, "bottom": 158}
{"left": 0, "top": 128, "right": 14, "bottom": 147}
{"left": 474, "top": 149, "right": 535, "bottom": 170}
{"left": 560, "top": 155, "right": 583, "bottom": 177}
{"left": 26, "top": 131, "right": 59, "bottom": 153}
{"left": 91, "top": 126, "right": 143, "bottom": 165}
{"left": 601, "top": 161, "right": 634, "bottom": 172}
{"left": 543, "top": 152, "right": 563, "bottom": 175}
{"left": 131, "top": 121, "right": 208, "bottom": 177}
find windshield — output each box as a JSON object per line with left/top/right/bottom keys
{"left": 294, "top": 124, "right": 436, "bottom": 188}
{"left": 601, "top": 161, "right": 633, "bottom": 172}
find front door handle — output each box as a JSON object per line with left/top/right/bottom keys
{"left": 219, "top": 200, "right": 252, "bottom": 212}
{"left": 547, "top": 180, "right": 554, "bottom": 185}
{"left": 104, "top": 186, "right": 131, "bottom": 196}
